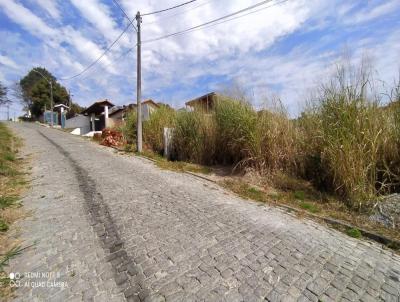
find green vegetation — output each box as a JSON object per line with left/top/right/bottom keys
{"left": 293, "top": 191, "right": 306, "bottom": 201}
{"left": 143, "top": 105, "right": 176, "bottom": 153}
{"left": 0, "top": 123, "right": 27, "bottom": 298}
{"left": 117, "top": 59, "right": 400, "bottom": 213}
{"left": 18, "top": 67, "right": 81, "bottom": 119}
{"left": 121, "top": 109, "right": 137, "bottom": 145}
{"left": 346, "top": 228, "right": 362, "bottom": 238}
{"left": 299, "top": 202, "right": 319, "bottom": 213}
{"left": 0, "top": 82, "right": 10, "bottom": 107}
{"left": 0, "top": 196, "right": 18, "bottom": 209}
{"left": 0, "top": 219, "right": 8, "bottom": 232}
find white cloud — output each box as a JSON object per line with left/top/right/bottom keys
{"left": 0, "top": 0, "right": 57, "bottom": 38}
{"left": 343, "top": 0, "right": 400, "bottom": 24}
{"left": 0, "top": 0, "right": 399, "bottom": 113}
{"left": 35, "top": 0, "right": 60, "bottom": 19}
{"left": 69, "top": 0, "right": 130, "bottom": 46}
{"left": 0, "top": 54, "right": 19, "bottom": 70}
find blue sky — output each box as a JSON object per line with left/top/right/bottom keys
{"left": 0, "top": 0, "right": 399, "bottom": 118}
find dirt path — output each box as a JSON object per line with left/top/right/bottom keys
{"left": 7, "top": 123, "right": 400, "bottom": 302}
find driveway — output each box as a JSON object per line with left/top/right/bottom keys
{"left": 7, "top": 123, "right": 400, "bottom": 302}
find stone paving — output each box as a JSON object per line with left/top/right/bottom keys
{"left": 7, "top": 123, "right": 400, "bottom": 302}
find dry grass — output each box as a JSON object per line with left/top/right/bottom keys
{"left": 140, "top": 149, "right": 211, "bottom": 175}
{"left": 299, "top": 61, "right": 400, "bottom": 208}
{"left": 0, "top": 123, "right": 29, "bottom": 300}
{"left": 221, "top": 174, "right": 400, "bottom": 245}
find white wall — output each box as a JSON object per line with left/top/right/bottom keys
{"left": 65, "top": 115, "right": 91, "bottom": 134}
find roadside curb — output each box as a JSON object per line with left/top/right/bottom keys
{"left": 81, "top": 137, "right": 400, "bottom": 252}
{"left": 273, "top": 203, "right": 400, "bottom": 249}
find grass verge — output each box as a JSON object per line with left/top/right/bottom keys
{"left": 0, "top": 122, "right": 28, "bottom": 299}
{"left": 222, "top": 176, "right": 400, "bottom": 249}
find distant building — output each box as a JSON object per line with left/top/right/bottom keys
{"left": 41, "top": 104, "right": 69, "bottom": 127}
{"left": 108, "top": 100, "right": 159, "bottom": 126}
{"left": 185, "top": 92, "right": 219, "bottom": 112}
{"left": 65, "top": 99, "right": 114, "bottom": 134}
{"left": 81, "top": 99, "right": 115, "bottom": 132}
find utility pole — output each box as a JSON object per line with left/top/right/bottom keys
{"left": 7, "top": 104, "right": 9, "bottom": 121}
{"left": 136, "top": 11, "right": 143, "bottom": 152}
{"left": 50, "top": 81, "right": 54, "bottom": 127}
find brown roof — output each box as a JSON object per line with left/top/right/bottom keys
{"left": 142, "top": 99, "right": 159, "bottom": 108}
{"left": 82, "top": 99, "right": 114, "bottom": 115}
{"left": 185, "top": 92, "right": 217, "bottom": 107}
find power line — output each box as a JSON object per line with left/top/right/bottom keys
{"left": 112, "top": 0, "right": 137, "bottom": 32}
{"left": 145, "top": 0, "right": 214, "bottom": 25}
{"left": 179, "top": 0, "right": 290, "bottom": 36}
{"left": 79, "top": 47, "right": 135, "bottom": 81}
{"left": 142, "top": 0, "right": 197, "bottom": 16}
{"left": 59, "top": 22, "right": 133, "bottom": 81}
{"left": 142, "top": 0, "right": 278, "bottom": 44}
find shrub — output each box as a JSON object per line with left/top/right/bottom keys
{"left": 346, "top": 228, "right": 362, "bottom": 238}
{"left": 143, "top": 106, "right": 176, "bottom": 153}
{"left": 121, "top": 109, "right": 137, "bottom": 145}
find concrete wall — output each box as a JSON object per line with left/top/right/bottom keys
{"left": 108, "top": 111, "right": 124, "bottom": 128}
{"left": 142, "top": 104, "right": 157, "bottom": 121}
{"left": 65, "top": 115, "right": 91, "bottom": 135}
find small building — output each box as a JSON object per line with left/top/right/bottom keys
{"left": 185, "top": 92, "right": 219, "bottom": 112}
{"left": 81, "top": 99, "right": 115, "bottom": 132}
{"left": 108, "top": 104, "right": 135, "bottom": 127}
{"left": 41, "top": 104, "right": 69, "bottom": 127}
{"left": 142, "top": 99, "right": 159, "bottom": 120}
{"left": 53, "top": 104, "right": 69, "bottom": 128}
{"left": 108, "top": 100, "right": 159, "bottom": 126}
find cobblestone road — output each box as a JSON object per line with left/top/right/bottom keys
{"left": 8, "top": 123, "right": 400, "bottom": 302}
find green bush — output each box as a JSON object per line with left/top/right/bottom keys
{"left": 346, "top": 228, "right": 362, "bottom": 238}
{"left": 121, "top": 109, "right": 137, "bottom": 145}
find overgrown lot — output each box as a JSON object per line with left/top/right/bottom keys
{"left": 0, "top": 122, "right": 27, "bottom": 299}
{"left": 103, "top": 60, "right": 400, "bottom": 242}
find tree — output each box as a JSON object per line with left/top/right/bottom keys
{"left": 67, "top": 102, "right": 86, "bottom": 119}
{"left": 19, "top": 67, "right": 70, "bottom": 118}
{"left": 0, "top": 81, "right": 10, "bottom": 106}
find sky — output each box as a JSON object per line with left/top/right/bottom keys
{"left": 0, "top": 0, "right": 399, "bottom": 118}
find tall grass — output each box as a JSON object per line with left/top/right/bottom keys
{"left": 118, "top": 62, "right": 399, "bottom": 209}
{"left": 300, "top": 62, "right": 400, "bottom": 208}
{"left": 214, "top": 97, "right": 257, "bottom": 165}
{"left": 143, "top": 106, "right": 176, "bottom": 153}
{"left": 251, "top": 100, "right": 300, "bottom": 174}
{"left": 121, "top": 109, "right": 137, "bottom": 145}
{"left": 173, "top": 110, "right": 216, "bottom": 164}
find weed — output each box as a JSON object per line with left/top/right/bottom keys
{"left": 294, "top": 191, "right": 305, "bottom": 201}
{"left": 346, "top": 228, "right": 362, "bottom": 238}
{"left": 0, "top": 196, "right": 17, "bottom": 209}
{"left": 0, "top": 220, "right": 8, "bottom": 232}
{"left": 246, "top": 187, "right": 265, "bottom": 202}
{"left": 299, "top": 202, "right": 319, "bottom": 213}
